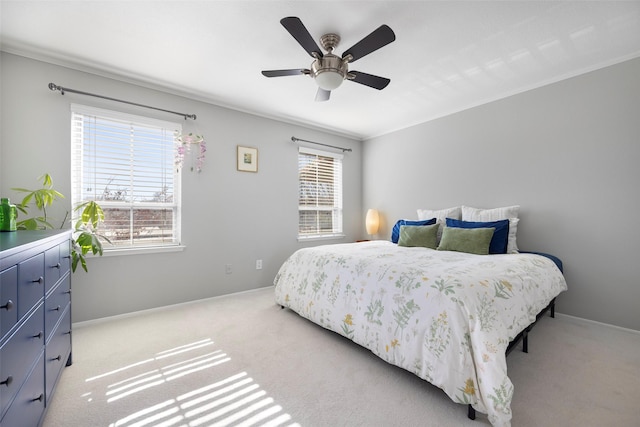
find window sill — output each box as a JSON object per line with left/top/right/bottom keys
{"left": 297, "top": 234, "right": 345, "bottom": 243}
{"left": 100, "top": 245, "right": 186, "bottom": 257}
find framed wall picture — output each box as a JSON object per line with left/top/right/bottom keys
{"left": 237, "top": 145, "right": 258, "bottom": 172}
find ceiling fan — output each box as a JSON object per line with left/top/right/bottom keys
{"left": 262, "top": 17, "right": 396, "bottom": 102}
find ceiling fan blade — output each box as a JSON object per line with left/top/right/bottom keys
{"left": 262, "top": 69, "right": 309, "bottom": 77}
{"left": 315, "top": 88, "right": 331, "bottom": 102}
{"left": 280, "top": 17, "right": 323, "bottom": 58}
{"left": 342, "top": 25, "right": 395, "bottom": 63}
{"left": 349, "top": 71, "right": 391, "bottom": 90}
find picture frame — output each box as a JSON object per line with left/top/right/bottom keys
{"left": 237, "top": 145, "right": 258, "bottom": 172}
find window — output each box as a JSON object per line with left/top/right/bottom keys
{"left": 298, "top": 147, "right": 343, "bottom": 239}
{"left": 71, "top": 104, "right": 181, "bottom": 251}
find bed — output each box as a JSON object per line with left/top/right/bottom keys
{"left": 273, "top": 239, "right": 567, "bottom": 427}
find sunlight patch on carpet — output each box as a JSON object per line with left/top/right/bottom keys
{"left": 78, "top": 338, "right": 299, "bottom": 427}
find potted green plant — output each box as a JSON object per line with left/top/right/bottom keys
{"left": 12, "top": 173, "right": 65, "bottom": 230}
{"left": 12, "top": 174, "right": 109, "bottom": 272}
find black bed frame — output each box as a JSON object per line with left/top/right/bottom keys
{"left": 466, "top": 297, "right": 557, "bottom": 421}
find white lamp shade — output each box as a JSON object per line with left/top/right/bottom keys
{"left": 365, "top": 209, "right": 380, "bottom": 235}
{"left": 315, "top": 70, "right": 344, "bottom": 91}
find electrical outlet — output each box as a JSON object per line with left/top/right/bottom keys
{"left": 225, "top": 264, "right": 232, "bottom": 274}
{"left": 256, "top": 259, "right": 262, "bottom": 270}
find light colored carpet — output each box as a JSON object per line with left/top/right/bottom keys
{"left": 43, "top": 287, "right": 639, "bottom": 427}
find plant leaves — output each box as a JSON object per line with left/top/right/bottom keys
{"left": 17, "top": 217, "right": 39, "bottom": 230}
{"left": 13, "top": 174, "right": 105, "bottom": 274}
{"left": 20, "top": 192, "right": 34, "bottom": 207}
{"left": 75, "top": 231, "right": 104, "bottom": 256}
{"left": 36, "top": 218, "right": 55, "bottom": 229}
{"left": 71, "top": 251, "right": 88, "bottom": 273}
{"left": 80, "top": 201, "right": 105, "bottom": 230}
{"left": 40, "top": 173, "right": 53, "bottom": 188}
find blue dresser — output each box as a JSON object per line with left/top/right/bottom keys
{"left": 0, "top": 230, "right": 72, "bottom": 427}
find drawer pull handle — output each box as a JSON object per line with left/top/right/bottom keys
{"left": 52, "top": 355, "right": 62, "bottom": 361}
{"left": 0, "top": 300, "right": 14, "bottom": 311}
{"left": 33, "top": 331, "right": 43, "bottom": 339}
{"left": 65, "top": 289, "right": 72, "bottom": 295}
{"left": 31, "top": 393, "right": 44, "bottom": 403}
{"left": 53, "top": 305, "right": 61, "bottom": 312}
{"left": 33, "top": 276, "right": 44, "bottom": 284}
{"left": 53, "top": 262, "right": 61, "bottom": 269}
{"left": 0, "top": 376, "right": 13, "bottom": 386}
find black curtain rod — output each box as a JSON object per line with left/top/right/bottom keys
{"left": 48, "top": 83, "right": 197, "bottom": 120}
{"left": 291, "top": 136, "right": 352, "bottom": 152}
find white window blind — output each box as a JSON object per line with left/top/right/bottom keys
{"left": 71, "top": 104, "right": 181, "bottom": 249}
{"left": 298, "top": 146, "right": 343, "bottom": 239}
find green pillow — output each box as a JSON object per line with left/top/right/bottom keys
{"left": 398, "top": 224, "right": 439, "bottom": 249}
{"left": 437, "top": 226, "right": 495, "bottom": 255}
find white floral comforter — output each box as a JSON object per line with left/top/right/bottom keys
{"left": 274, "top": 241, "right": 567, "bottom": 427}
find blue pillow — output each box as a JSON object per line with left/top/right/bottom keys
{"left": 445, "top": 218, "right": 510, "bottom": 254}
{"left": 391, "top": 218, "right": 436, "bottom": 244}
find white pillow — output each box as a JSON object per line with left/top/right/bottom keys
{"left": 461, "top": 205, "right": 520, "bottom": 253}
{"left": 417, "top": 206, "right": 462, "bottom": 241}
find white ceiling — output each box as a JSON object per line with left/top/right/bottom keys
{"left": 2, "top": 1, "right": 640, "bottom": 140}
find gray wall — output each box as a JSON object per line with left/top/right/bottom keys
{"left": 0, "top": 53, "right": 363, "bottom": 322}
{"left": 3, "top": 52, "right": 638, "bottom": 331}
{"left": 363, "top": 57, "right": 640, "bottom": 331}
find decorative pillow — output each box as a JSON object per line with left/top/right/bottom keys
{"left": 461, "top": 205, "right": 520, "bottom": 253}
{"left": 416, "top": 206, "right": 462, "bottom": 241}
{"left": 505, "top": 218, "right": 519, "bottom": 253}
{"left": 437, "top": 226, "right": 495, "bottom": 255}
{"left": 398, "top": 224, "right": 439, "bottom": 249}
{"left": 391, "top": 218, "right": 436, "bottom": 244}
{"left": 445, "top": 218, "right": 509, "bottom": 254}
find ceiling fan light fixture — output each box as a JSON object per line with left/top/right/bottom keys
{"left": 311, "top": 54, "right": 348, "bottom": 91}
{"left": 315, "top": 70, "right": 345, "bottom": 90}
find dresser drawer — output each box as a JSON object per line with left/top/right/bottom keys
{"left": 44, "top": 246, "right": 61, "bottom": 295}
{"left": 45, "top": 307, "right": 71, "bottom": 406}
{"left": 59, "top": 241, "right": 71, "bottom": 276}
{"left": 0, "top": 266, "right": 18, "bottom": 338}
{"left": 17, "top": 254, "right": 44, "bottom": 319}
{"left": 0, "top": 304, "right": 44, "bottom": 416}
{"left": 0, "top": 351, "right": 45, "bottom": 427}
{"left": 44, "top": 274, "right": 71, "bottom": 342}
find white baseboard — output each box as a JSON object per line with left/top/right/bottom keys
{"left": 73, "top": 288, "right": 639, "bottom": 336}
{"left": 555, "top": 312, "right": 640, "bottom": 335}
{"left": 73, "top": 285, "right": 274, "bottom": 329}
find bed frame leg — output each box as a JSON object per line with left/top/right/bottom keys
{"left": 550, "top": 299, "right": 556, "bottom": 318}
{"left": 468, "top": 404, "right": 476, "bottom": 420}
{"left": 522, "top": 329, "right": 529, "bottom": 353}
